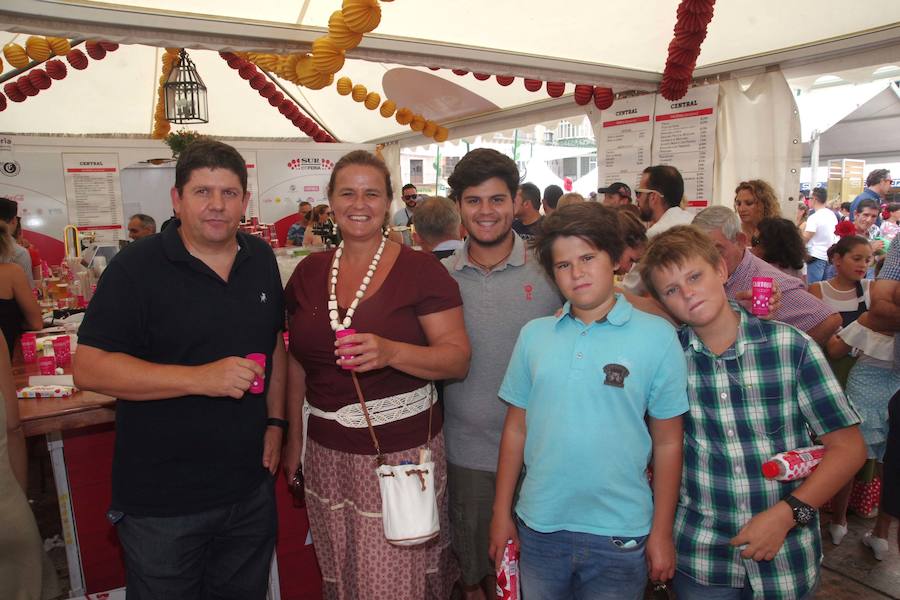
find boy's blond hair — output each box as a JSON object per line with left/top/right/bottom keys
{"left": 639, "top": 225, "right": 722, "bottom": 299}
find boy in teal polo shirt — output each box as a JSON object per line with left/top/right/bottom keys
{"left": 489, "top": 203, "right": 688, "bottom": 599}
{"left": 640, "top": 225, "right": 865, "bottom": 600}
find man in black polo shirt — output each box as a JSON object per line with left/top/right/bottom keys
{"left": 74, "top": 140, "right": 287, "bottom": 600}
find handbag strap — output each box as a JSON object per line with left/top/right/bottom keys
{"left": 349, "top": 372, "right": 434, "bottom": 465}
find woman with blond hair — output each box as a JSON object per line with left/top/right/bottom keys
{"left": 556, "top": 192, "right": 585, "bottom": 210}
{"left": 734, "top": 179, "right": 781, "bottom": 244}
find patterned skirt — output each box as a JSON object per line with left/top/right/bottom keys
{"left": 304, "top": 431, "right": 458, "bottom": 599}
{"left": 846, "top": 361, "right": 900, "bottom": 461}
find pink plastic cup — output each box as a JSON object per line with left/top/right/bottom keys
{"left": 751, "top": 277, "right": 774, "bottom": 317}
{"left": 38, "top": 355, "right": 56, "bottom": 375}
{"left": 20, "top": 333, "right": 37, "bottom": 363}
{"left": 335, "top": 328, "right": 358, "bottom": 370}
{"left": 246, "top": 353, "right": 266, "bottom": 394}
{"left": 52, "top": 336, "right": 72, "bottom": 367}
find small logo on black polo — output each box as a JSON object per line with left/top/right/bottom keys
{"left": 260, "top": 292, "right": 267, "bottom": 303}
{"left": 603, "top": 364, "right": 629, "bottom": 388}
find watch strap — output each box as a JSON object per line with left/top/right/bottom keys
{"left": 266, "top": 417, "right": 289, "bottom": 431}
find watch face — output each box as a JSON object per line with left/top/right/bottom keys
{"left": 795, "top": 505, "right": 816, "bottom": 525}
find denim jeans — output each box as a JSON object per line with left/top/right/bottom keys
{"left": 517, "top": 519, "right": 647, "bottom": 600}
{"left": 807, "top": 258, "right": 828, "bottom": 284}
{"left": 672, "top": 570, "right": 816, "bottom": 600}
{"left": 115, "top": 478, "right": 277, "bottom": 600}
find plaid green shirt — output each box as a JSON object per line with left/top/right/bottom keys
{"left": 674, "top": 303, "right": 860, "bottom": 599}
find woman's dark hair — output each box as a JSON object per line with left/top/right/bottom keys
{"left": 326, "top": 150, "right": 393, "bottom": 201}
{"left": 827, "top": 235, "right": 870, "bottom": 263}
{"left": 753, "top": 217, "right": 806, "bottom": 271}
{"left": 532, "top": 203, "right": 623, "bottom": 279}
{"left": 616, "top": 207, "right": 647, "bottom": 249}
{"left": 447, "top": 148, "right": 519, "bottom": 200}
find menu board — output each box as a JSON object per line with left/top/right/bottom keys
{"left": 63, "top": 153, "right": 124, "bottom": 244}
{"left": 651, "top": 84, "right": 718, "bottom": 205}
{"left": 598, "top": 94, "right": 655, "bottom": 189}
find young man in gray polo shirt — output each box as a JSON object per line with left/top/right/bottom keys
{"left": 442, "top": 149, "right": 561, "bottom": 599}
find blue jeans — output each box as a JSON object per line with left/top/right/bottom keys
{"left": 115, "top": 478, "right": 277, "bottom": 600}
{"left": 807, "top": 258, "right": 828, "bottom": 284}
{"left": 517, "top": 519, "right": 647, "bottom": 600}
{"left": 672, "top": 570, "right": 816, "bottom": 600}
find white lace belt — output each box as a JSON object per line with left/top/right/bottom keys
{"left": 307, "top": 383, "right": 434, "bottom": 428}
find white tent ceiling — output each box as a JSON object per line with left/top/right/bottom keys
{"left": 1, "top": 0, "right": 899, "bottom": 143}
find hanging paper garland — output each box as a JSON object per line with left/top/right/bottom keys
{"left": 85, "top": 40, "right": 107, "bottom": 61}
{"left": 152, "top": 48, "right": 180, "bottom": 139}
{"left": 3, "top": 43, "right": 29, "bottom": 69}
{"left": 660, "top": 0, "right": 716, "bottom": 100}
{"left": 45, "top": 59, "right": 67, "bottom": 80}
{"left": 25, "top": 36, "right": 51, "bottom": 62}
{"left": 573, "top": 84, "right": 593, "bottom": 105}
{"left": 523, "top": 79, "right": 542, "bottom": 92}
{"left": 219, "top": 52, "right": 335, "bottom": 142}
{"left": 593, "top": 87, "right": 614, "bottom": 110}
{"left": 342, "top": 0, "right": 381, "bottom": 34}
{"left": 66, "top": 48, "right": 88, "bottom": 70}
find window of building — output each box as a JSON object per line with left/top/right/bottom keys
{"left": 410, "top": 159, "right": 423, "bottom": 184}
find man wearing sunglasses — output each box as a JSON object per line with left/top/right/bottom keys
{"left": 391, "top": 183, "right": 418, "bottom": 245}
{"left": 635, "top": 166, "right": 693, "bottom": 237}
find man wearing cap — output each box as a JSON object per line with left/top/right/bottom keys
{"left": 599, "top": 182, "right": 632, "bottom": 207}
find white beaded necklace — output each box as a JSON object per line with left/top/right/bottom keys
{"left": 329, "top": 235, "right": 388, "bottom": 332}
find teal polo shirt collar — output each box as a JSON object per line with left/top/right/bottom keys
{"left": 554, "top": 293, "right": 633, "bottom": 328}
{"left": 451, "top": 231, "right": 528, "bottom": 273}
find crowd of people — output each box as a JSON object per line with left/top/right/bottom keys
{"left": 3, "top": 137, "right": 898, "bottom": 600}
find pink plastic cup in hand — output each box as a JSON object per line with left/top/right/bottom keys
{"left": 20, "top": 333, "right": 37, "bottom": 363}
{"left": 52, "top": 336, "right": 71, "bottom": 367}
{"left": 751, "top": 276, "right": 774, "bottom": 317}
{"left": 246, "top": 353, "right": 266, "bottom": 394}
{"left": 38, "top": 355, "right": 56, "bottom": 376}
{"left": 335, "top": 328, "right": 358, "bottom": 370}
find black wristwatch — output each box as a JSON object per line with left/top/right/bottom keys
{"left": 266, "top": 417, "right": 289, "bottom": 431}
{"left": 784, "top": 494, "right": 816, "bottom": 526}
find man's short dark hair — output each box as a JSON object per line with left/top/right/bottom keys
{"left": 642, "top": 165, "right": 684, "bottom": 209}
{"left": 542, "top": 185, "right": 563, "bottom": 210}
{"left": 519, "top": 182, "right": 541, "bottom": 210}
{"left": 856, "top": 198, "right": 879, "bottom": 214}
{"left": 402, "top": 183, "right": 417, "bottom": 193}
{"left": 174, "top": 140, "right": 248, "bottom": 195}
{"left": 811, "top": 187, "right": 827, "bottom": 204}
{"left": 130, "top": 213, "right": 157, "bottom": 232}
{"left": 0, "top": 197, "right": 17, "bottom": 223}
{"left": 866, "top": 168, "right": 891, "bottom": 188}
{"left": 447, "top": 148, "right": 519, "bottom": 200}
{"left": 533, "top": 203, "right": 624, "bottom": 279}
{"left": 840, "top": 202, "right": 852, "bottom": 212}
{"left": 412, "top": 196, "right": 459, "bottom": 245}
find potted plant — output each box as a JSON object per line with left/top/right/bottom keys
{"left": 164, "top": 129, "right": 207, "bottom": 157}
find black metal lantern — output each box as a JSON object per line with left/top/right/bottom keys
{"left": 164, "top": 49, "right": 208, "bottom": 124}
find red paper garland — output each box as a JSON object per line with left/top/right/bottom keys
{"left": 219, "top": 51, "right": 334, "bottom": 142}
{"left": 660, "top": 0, "right": 716, "bottom": 100}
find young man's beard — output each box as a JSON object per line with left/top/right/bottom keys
{"left": 469, "top": 226, "right": 513, "bottom": 248}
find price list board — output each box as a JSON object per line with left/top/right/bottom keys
{"left": 63, "top": 153, "right": 124, "bottom": 244}
{"left": 651, "top": 84, "right": 718, "bottom": 207}
{"left": 598, "top": 94, "right": 655, "bottom": 190}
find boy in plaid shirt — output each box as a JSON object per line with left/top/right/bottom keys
{"left": 640, "top": 225, "right": 866, "bottom": 600}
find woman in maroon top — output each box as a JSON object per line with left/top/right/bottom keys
{"left": 283, "top": 150, "right": 470, "bottom": 599}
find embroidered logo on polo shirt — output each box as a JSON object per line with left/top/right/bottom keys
{"left": 260, "top": 292, "right": 267, "bottom": 303}
{"left": 523, "top": 283, "right": 533, "bottom": 301}
{"left": 602, "top": 364, "right": 630, "bottom": 388}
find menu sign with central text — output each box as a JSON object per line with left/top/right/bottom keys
{"left": 651, "top": 84, "right": 718, "bottom": 207}
{"left": 63, "top": 153, "right": 124, "bottom": 245}
{"left": 598, "top": 94, "right": 655, "bottom": 190}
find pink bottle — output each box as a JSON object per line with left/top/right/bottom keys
{"left": 762, "top": 445, "right": 825, "bottom": 481}
{"left": 496, "top": 539, "right": 520, "bottom": 600}
{"left": 246, "top": 353, "right": 266, "bottom": 394}
{"left": 335, "top": 328, "right": 358, "bottom": 370}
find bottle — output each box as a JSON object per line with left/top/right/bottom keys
{"left": 762, "top": 445, "right": 825, "bottom": 481}
{"left": 496, "top": 539, "right": 520, "bottom": 600}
